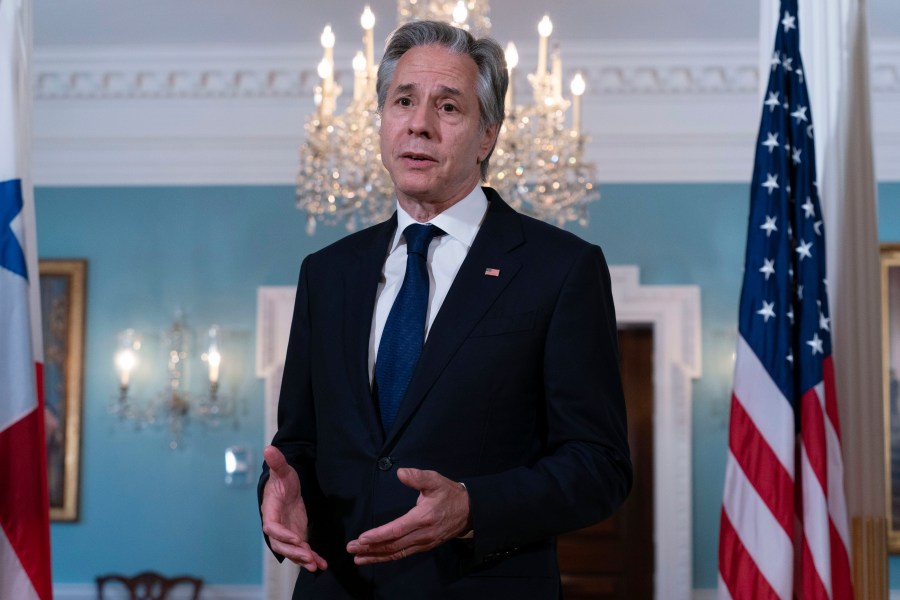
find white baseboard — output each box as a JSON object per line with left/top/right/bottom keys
{"left": 54, "top": 582, "right": 263, "bottom": 600}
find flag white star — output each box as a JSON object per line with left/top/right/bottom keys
{"left": 802, "top": 197, "right": 815, "bottom": 218}
{"left": 787, "top": 351, "right": 794, "bottom": 364}
{"left": 820, "top": 311, "right": 831, "bottom": 332}
{"left": 796, "top": 239, "right": 813, "bottom": 260}
{"left": 760, "top": 258, "right": 776, "bottom": 280}
{"left": 762, "top": 132, "right": 779, "bottom": 153}
{"left": 791, "top": 105, "right": 808, "bottom": 123}
{"left": 814, "top": 220, "right": 823, "bottom": 235}
{"left": 786, "top": 307, "right": 795, "bottom": 324}
{"left": 771, "top": 52, "right": 781, "bottom": 71}
{"left": 757, "top": 301, "right": 776, "bottom": 322}
{"left": 796, "top": 68, "right": 804, "bottom": 84}
{"left": 807, "top": 333, "right": 824, "bottom": 355}
{"left": 798, "top": 284, "right": 804, "bottom": 300}
{"left": 761, "top": 215, "right": 778, "bottom": 236}
{"left": 781, "top": 56, "right": 793, "bottom": 72}
{"left": 763, "top": 173, "right": 779, "bottom": 195}
{"left": 765, "top": 91, "right": 780, "bottom": 112}
{"left": 807, "top": 124, "right": 815, "bottom": 139}
{"left": 792, "top": 148, "right": 802, "bottom": 164}
{"left": 782, "top": 11, "right": 797, "bottom": 32}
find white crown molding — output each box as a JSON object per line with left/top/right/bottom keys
{"left": 32, "top": 41, "right": 900, "bottom": 186}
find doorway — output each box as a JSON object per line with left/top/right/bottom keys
{"left": 558, "top": 326, "right": 654, "bottom": 599}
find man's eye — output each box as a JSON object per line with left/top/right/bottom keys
{"left": 441, "top": 104, "right": 457, "bottom": 112}
{"left": 398, "top": 97, "right": 412, "bottom": 106}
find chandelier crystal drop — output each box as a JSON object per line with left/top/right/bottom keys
{"left": 297, "top": 0, "right": 599, "bottom": 234}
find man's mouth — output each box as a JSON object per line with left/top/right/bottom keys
{"left": 401, "top": 152, "right": 436, "bottom": 163}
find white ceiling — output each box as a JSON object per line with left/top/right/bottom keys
{"left": 33, "top": 0, "right": 899, "bottom": 50}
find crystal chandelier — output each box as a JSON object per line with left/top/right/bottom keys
{"left": 297, "top": 0, "right": 598, "bottom": 234}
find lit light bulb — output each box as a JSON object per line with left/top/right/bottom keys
{"left": 320, "top": 25, "right": 335, "bottom": 49}
{"left": 570, "top": 72, "right": 586, "bottom": 96}
{"left": 115, "top": 350, "right": 136, "bottom": 387}
{"left": 360, "top": 6, "right": 375, "bottom": 30}
{"left": 452, "top": 1, "right": 468, "bottom": 24}
{"left": 114, "top": 329, "right": 140, "bottom": 388}
{"left": 352, "top": 51, "right": 367, "bottom": 74}
{"left": 538, "top": 15, "right": 553, "bottom": 38}
{"left": 318, "top": 58, "right": 332, "bottom": 80}
{"left": 505, "top": 42, "right": 519, "bottom": 70}
{"left": 204, "top": 326, "right": 222, "bottom": 384}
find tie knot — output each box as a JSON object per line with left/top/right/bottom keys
{"left": 403, "top": 223, "right": 445, "bottom": 257}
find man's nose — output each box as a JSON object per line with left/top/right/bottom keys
{"left": 407, "top": 104, "right": 434, "bottom": 138}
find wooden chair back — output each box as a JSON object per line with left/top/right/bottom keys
{"left": 95, "top": 571, "right": 203, "bottom": 600}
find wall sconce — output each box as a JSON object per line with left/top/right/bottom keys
{"left": 110, "top": 317, "right": 235, "bottom": 449}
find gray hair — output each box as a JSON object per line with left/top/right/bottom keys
{"left": 376, "top": 20, "right": 508, "bottom": 180}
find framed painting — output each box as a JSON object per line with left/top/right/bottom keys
{"left": 882, "top": 245, "right": 900, "bottom": 552}
{"left": 39, "top": 259, "right": 86, "bottom": 522}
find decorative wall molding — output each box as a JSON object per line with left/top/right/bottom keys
{"left": 32, "top": 41, "right": 900, "bottom": 185}
{"left": 34, "top": 46, "right": 320, "bottom": 100}
{"left": 33, "top": 43, "right": 767, "bottom": 100}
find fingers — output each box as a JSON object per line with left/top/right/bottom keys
{"left": 263, "top": 445, "right": 292, "bottom": 478}
{"left": 269, "top": 537, "right": 329, "bottom": 572}
{"left": 396, "top": 467, "right": 438, "bottom": 491}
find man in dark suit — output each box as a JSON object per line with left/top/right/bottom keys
{"left": 259, "top": 19, "right": 632, "bottom": 599}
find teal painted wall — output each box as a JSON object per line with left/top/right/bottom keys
{"left": 37, "top": 181, "right": 900, "bottom": 589}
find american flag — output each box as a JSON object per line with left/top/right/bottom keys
{"left": 718, "top": 1, "right": 854, "bottom": 598}
{"left": 0, "top": 0, "right": 53, "bottom": 598}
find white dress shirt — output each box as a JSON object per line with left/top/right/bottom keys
{"left": 368, "top": 186, "right": 488, "bottom": 385}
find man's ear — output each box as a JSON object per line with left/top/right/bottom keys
{"left": 478, "top": 122, "right": 500, "bottom": 162}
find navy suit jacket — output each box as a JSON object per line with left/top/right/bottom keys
{"left": 260, "top": 188, "right": 632, "bottom": 599}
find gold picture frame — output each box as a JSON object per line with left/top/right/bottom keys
{"left": 39, "top": 259, "right": 86, "bottom": 522}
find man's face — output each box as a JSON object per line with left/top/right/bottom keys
{"left": 379, "top": 44, "right": 498, "bottom": 215}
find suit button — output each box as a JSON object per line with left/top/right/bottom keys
{"left": 377, "top": 457, "right": 393, "bottom": 471}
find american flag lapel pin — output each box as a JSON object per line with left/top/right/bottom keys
{"left": 484, "top": 267, "right": 500, "bottom": 277}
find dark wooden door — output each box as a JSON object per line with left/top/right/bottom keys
{"left": 558, "top": 326, "right": 655, "bottom": 599}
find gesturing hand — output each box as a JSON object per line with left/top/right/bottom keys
{"left": 346, "top": 468, "right": 471, "bottom": 565}
{"left": 261, "top": 445, "right": 328, "bottom": 572}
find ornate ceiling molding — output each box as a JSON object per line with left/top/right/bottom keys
{"left": 31, "top": 41, "right": 900, "bottom": 185}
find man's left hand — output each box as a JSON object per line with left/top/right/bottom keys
{"left": 346, "top": 468, "right": 471, "bottom": 564}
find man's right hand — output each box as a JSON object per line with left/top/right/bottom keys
{"left": 261, "top": 445, "right": 328, "bottom": 572}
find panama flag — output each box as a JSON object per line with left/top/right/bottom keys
{"left": 0, "top": 0, "right": 53, "bottom": 598}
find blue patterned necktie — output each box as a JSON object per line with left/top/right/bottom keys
{"left": 375, "top": 223, "right": 445, "bottom": 432}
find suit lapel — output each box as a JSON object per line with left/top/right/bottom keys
{"left": 344, "top": 215, "right": 397, "bottom": 442}
{"left": 384, "top": 191, "right": 524, "bottom": 446}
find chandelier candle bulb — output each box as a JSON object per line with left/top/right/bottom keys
{"left": 352, "top": 51, "right": 367, "bottom": 102}
{"left": 570, "top": 72, "right": 585, "bottom": 134}
{"left": 504, "top": 42, "right": 518, "bottom": 111}
{"left": 361, "top": 6, "right": 376, "bottom": 88}
{"left": 205, "top": 326, "right": 222, "bottom": 386}
{"left": 551, "top": 45, "right": 562, "bottom": 101}
{"left": 115, "top": 329, "right": 140, "bottom": 390}
{"left": 452, "top": 1, "right": 468, "bottom": 25}
{"left": 320, "top": 25, "right": 337, "bottom": 114}
{"left": 537, "top": 15, "right": 552, "bottom": 76}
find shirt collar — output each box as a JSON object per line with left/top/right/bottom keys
{"left": 390, "top": 186, "right": 488, "bottom": 252}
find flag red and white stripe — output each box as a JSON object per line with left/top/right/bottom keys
{"left": 718, "top": 1, "right": 853, "bottom": 598}
{"left": 0, "top": 0, "right": 53, "bottom": 598}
